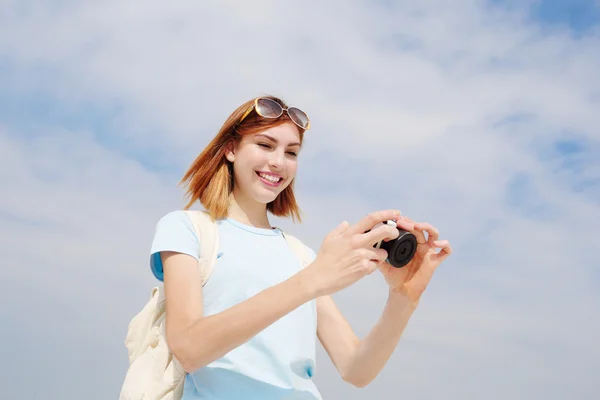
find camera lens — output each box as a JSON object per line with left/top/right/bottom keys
{"left": 380, "top": 230, "right": 417, "bottom": 268}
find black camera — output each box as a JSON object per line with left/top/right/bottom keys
{"left": 372, "top": 220, "right": 417, "bottom": 268}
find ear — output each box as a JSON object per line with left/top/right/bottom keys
{"left": 225, "top": 141, "right": 235, "bottom": 162}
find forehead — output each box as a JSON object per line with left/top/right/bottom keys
{"left": 245, "top": 122, "right": 302, "bottom": 145}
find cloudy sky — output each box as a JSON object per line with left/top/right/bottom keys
{"left": 1, "top": 0, "right": 599, "bottom": 399}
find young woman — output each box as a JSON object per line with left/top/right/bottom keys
{"left": 149, "top": 95, "right": 452, "bottom": 399}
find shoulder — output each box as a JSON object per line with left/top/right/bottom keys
{"left": 151, "top": 210, "right": 199, "bottom": 253}
{"left": 149, "top": 210, "right": 202, "bottom": 281}
{"left": 155, "top": 210, "right": 194, "bottom": 230}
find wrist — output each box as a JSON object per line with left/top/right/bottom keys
{"left": 388, "top": 288, "right": 419, "bottom": 311}
{"left": 290, "top": 265, "right": 320, "bottom": 301}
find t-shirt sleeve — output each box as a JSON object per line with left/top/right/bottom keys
{"left": 149, "top": 210, "right": 200, "bottom": 282}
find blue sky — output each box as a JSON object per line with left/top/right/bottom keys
{"left": 532, "top": 0, "right": 600, "bottom": 33}
{"left": 1, "top": 1, "right": 599, "bottom": 399}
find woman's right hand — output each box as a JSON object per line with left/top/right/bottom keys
{"left": 302, "top": 210, "right": 402, "bottom": 297}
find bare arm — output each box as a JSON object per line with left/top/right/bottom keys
{"left": 163, "top": 210, "right": 403, "bottom": 373}
{"left": 163, "top": 252, "right": 315, "bottom": 372}
{"left": 317, "top": 216, "right": 452, "bottom": 387}
{"left": 317, "top": 292, "right": 417, "bottom": 388}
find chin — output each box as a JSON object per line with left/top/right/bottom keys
{"left": 254, "top": 192, "right": 280, "bottom": 204}
{"left": 248, "top": 175, "right": 292, "bottom": 204}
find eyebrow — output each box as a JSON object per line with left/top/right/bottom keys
{"left": 256, "top": 133, "right": 301, "bottom": 147}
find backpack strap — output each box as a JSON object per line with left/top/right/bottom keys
{"left": 281, "top": 231, "right": 314, "bottom": 268}
{"left": 183, "top": 210, "right": 219, "bottom": 286}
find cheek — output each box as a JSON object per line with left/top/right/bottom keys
{"left": 234, "top": 148, "right": 259, "bottom": 170}
{"left": 287, "top": 159, "right": 299, "bottom": 177}
{"left": 245, "top": 147, "right": 268, "bottom": 165}
{"left": 232, "top": 159, "right": 252, "bottom": 182}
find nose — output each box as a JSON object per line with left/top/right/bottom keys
{"left": 268, "top": 148, "right": 285, "bottom": 170}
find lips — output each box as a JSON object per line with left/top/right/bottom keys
{"left": 256, "top": 171, "right": 283, "bottom": 186}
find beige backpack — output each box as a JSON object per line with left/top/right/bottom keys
{"left": 119, "top": 210, "right": 314, "bottom": 400}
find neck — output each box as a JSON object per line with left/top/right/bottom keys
{"left": 227, "top": 187, "right": 271, "bottom": 229}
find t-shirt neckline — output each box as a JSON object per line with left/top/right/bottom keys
{"left": 222, "top": 217, "right": 282, "bottom": 236}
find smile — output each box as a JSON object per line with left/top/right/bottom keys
{"left": 256, "top": 171, "right": 283, "bottom": 187}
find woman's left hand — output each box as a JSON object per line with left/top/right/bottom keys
{"left": 378, "top": 217, "right": 453, "bottom": 304}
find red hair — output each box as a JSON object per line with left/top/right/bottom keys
{"left": 180, "top": 95, "right": 306, "bottom": 222}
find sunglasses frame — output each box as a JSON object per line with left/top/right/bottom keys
{"left": 237, "top": 97, "right": 311, "bottom": 130}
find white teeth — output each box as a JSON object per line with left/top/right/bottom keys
{"left": 259, "top": 173, "right": 280, "bottom": 183}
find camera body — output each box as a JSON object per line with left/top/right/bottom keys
{"left": 372, "top": 220, "right": 417, "bottom": 268}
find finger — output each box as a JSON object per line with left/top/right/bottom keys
{"left": 358, "top": 258, "right": 381, "bottom": 276}
{"left": 396, "top": 216, "right": 415, "bottom": 232}
{"left": 359, "top": 223, "right": 399, "bottom": 248}
{"left": 412, "top": 226, "right": 427, "bottom": 244}
{"left": 432, "top": 239, "right": 450, "bottom": 249}
{"left": 369, "top": 247, "right": 389, "bottom": 262}
{"left": 327, "top": 220, "right": 349, "bottom": 239}
{"left": 415, "top": 222, "right": 439, "bottom": 243}
{"left": 432, "top": 241, "right": 453, "bottom": 261}
{"left": 431, "top": 243, "right": 452, "bottom": 264}
{"left": 397, "top": 216, "right": 427, "bottom": 243}
{"left": 346, "top": 210, "right": 401, "bottom": 236}
{"left": 356, "top": 247, "right": 389, "bottom": 263}
{"left": 365, "top": 260, "right": 380, "bottom": 275}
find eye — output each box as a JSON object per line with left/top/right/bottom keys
{"left": 286, "top": 151, "right": 298, "bottom": 157}
{"left": 257, "top": 143, "right": 272, "bottom": 149}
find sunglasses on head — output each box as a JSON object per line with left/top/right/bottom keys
{"left": 237, "top": 97, "right": 311, "bottom": 130}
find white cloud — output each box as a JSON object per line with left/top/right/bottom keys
{"left": 1, "top": 1, "right": 599, "bottom": 399}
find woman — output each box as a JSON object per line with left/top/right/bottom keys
{"left": 149, "top": 95, "right": 452, "bottom": 399}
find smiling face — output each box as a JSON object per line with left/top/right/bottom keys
{"left": 225, "top": 121, "right": 302, "bottom": 206}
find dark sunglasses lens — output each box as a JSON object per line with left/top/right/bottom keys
{"left": 256, "top": 98, "right": 283, "bottom": 118}
{"left": 288, "top": 107, "right": 309, "bottom": 129}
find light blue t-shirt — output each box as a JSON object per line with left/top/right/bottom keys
{"left": 150, "top": 211, "right": 322, "bottom": 400}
